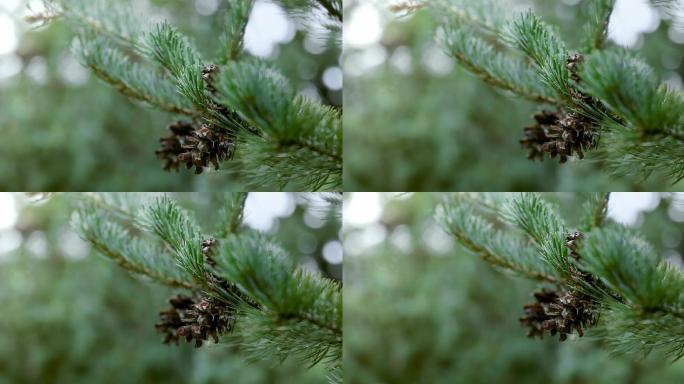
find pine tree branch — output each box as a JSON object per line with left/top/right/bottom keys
{"left": 74, "top": 205, "right": 195, "bottom": 289}
{"left": 582, "top": 0, "right": 615, "bottom": 52}
{"left": 44, "top": 0, "right": 144, "bottom": 48}
{"left": 433, "top": 0, "right": 519, "bottom": 36}
{"left": 581, "top": 227, "right": 684, "bottom": 314}
{"left": 215, "top": 233, "right": 342, "bottom": 366}
{"left": 135, "top": 196, "right": 207, "bottom": 285}
{"left": 581, "top": 226, "right": 684, "bottom": 359}
{"left": 579, "top": 192, "right": 610, "bottom": 231}
{"left": 581, "top": 50, "right": 684, "bottom": 137}
{"left": 215, "top": 192, "right": 248, "bottom": 237}
{"left": 597, "top": 125, "right": 684, "bottom": 183}
{"left": 218, "top": 0, "right": 254, "bottom": 63}
{"left": 507, "top": 12, "right": 572, "bottom": 102}
{"left": 79, "top": 36, "right": 199, "bottom": 117}
{"left": 438, "top": 193, "right": 684, "bottom": 361}
{"left": 229, "top": 133, "right": 342, "bottom": 191}
{"left": 440, "top": 26, "right": 559, "bottom": 104}
{"left": 599, "top": 302, "right": 684, "bottom": 361}
{"left": 502, "top": 193, "right": 577, "bottom": 280}
{"left": 216, "top": 60, "right": 342, "bottom": 190}
{"left": 580, "top": 50, "right": 684, "bottom": 181}
{"left": 438, "top": 199, "right": 557, "bottom": 283}
{"left": 73, "top": 193, "right": 341, "bottom": 375}
{"left": 146, "top": 21, "right": 246, "bottom": 131}
{"left": 37, "top": 0, "right": 340, "bottom": 187}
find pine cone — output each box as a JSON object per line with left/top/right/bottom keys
{"left": 520, "top": 109, "right": 596, "bottom": 163}
{"left": 567, "top": 53, "right": 584, "bottom": 83}
{"left": 155, "top": 294, "right": 196, "bottom": 345}
{"left": 566, "top": 231, "right": 584, "bottom": 260}
{"left": 520, "top": 287, "right": 596, "bottom": 341}
{"left": 202, "top": 64, "right": 220, "bottom": 94}
{"left": 520, "top": 230, "right": 599, "bottom": 341}
{"left": 155, "top": 294, "right": 236, "bottom": 348}
{"left": 177, "top": 296, "right": 235, "bottom": 347}
{"left": 202, "top": 237, "right": 218, "bottom": 267}
{"left": 155, "top": 121, "right": 235, "bottom": 174}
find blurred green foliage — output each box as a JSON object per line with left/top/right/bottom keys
{"left": 343, "top": 1, "right": 684, "bottom": 191}
{"left": 0, "top": 0, "right": 340, "bottom": 191}
{"left": 0, "top": 193, "right": 339, "bottom": 383}
{"left": 344, "top": 192, "right": 684, "bottom": 383}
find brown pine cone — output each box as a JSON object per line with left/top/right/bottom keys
{"left": 155, "top": 121, "right": 235, "bottom": 174}
{"left": 520, "top": 287, "right": 597, "bottom": 341}
{"left": 155, "top": 294, "right": 236, "bottom": 348}
{"left": 520, "top": 109, "right": 596, "bottom": 163}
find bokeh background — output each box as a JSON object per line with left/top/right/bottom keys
{"left": 0, "top": 0, "right": 341, "bottom": 191}
{"left": 344, "top": 192, "right": 684, "bottom": 383}
{"left": 0, "top": 192, "right": 342, "bottom": 383}
{"left": 344, "top": 0, "right": 684, "bottom": 191}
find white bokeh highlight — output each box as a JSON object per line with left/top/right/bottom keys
{"left": 243, "top": 192, "right": 296, "bottom": 232}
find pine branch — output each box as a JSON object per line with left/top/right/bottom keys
{"left": 218, "top": 0, "right": 254, "bottom": 63}
{"left": 145, "top": 22, "right": 222, "bottom": 122}
{"left": 581, "top": 227, "right": 684, "bottom": 314}
{"left": 135, "top": 196, "right": 207, "bottom": 286}
{"left": 579, "top": 192, "right": 610, "bottom": 231}
{"left": 74, "top": 204, "right": 195, "bottom": 289}
{"left": 216, "top": 60, "right": 342, "bottom": 190}
{"left": 72, "top": 193, "right": 340, "bottom": 374}
{"left": 501, "top": 193, "right": 575, "bottom": 280}
{"left": 431, "top": 0, "right": 519, "bottom": 36}
{"left": 580, "top": 50, "right": 684, "bottom": 181}
{"left": 215, "top": 192, "right": 248, "bottom": 237}
{"left": 438, "top": 198, "right": 557, "bottom": 283}
{"left": 439, "top": 193, "right": 684, "bottom": 361}
{"left": 35, "top": 0, "right": 341, "bottom": 187}
{"left": 214, "top": 233, "right": 342, "bottom": 366}
{"left": 597, "top": 124, "right": 684, "bottom": 183}
{"left": 44, "top": 0, "right": 144, "bottom": 47}
{"left": 78, "top": 36, "right": 198, "bottom": 117}
{"left": 581, "top": 226, "right": 684, "bottom": 359}
{"left": 507, "top": 12, "right": 572, "bottom": 102}
{"left": 408, "top": 0, "right": 684, "bottom": 182}
{"left": 599, "top": 302, "right": 684, "bottom": 361}
{"left": 581, "top": 0, "right": 615, "bottom": 52}
{"left": 581, "top": 50, "right": 684, "bottom": 137}
{"left": 439, "top": 25, "right": 558, "bottom": 104}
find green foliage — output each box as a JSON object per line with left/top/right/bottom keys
{"left": 34, "top": 0, "right": 341, "bottom": 190}
{"left": 344, "top": 2, "right": 679, "bottom": 191}
{"left": 216, "top": 233, "right": 341, "bottom": 367}
{"left": 439, "top": 25, "right": 557, "bottom": 103}
{"left": 580, "top": 226, "right": 684, "bottom": 360}
{"left": 345, "top": 192, "right": 684, "bottom": 383}
{"left": 79, "top": 35, "right": 197, "bottom": 116}
{"left": 581, "top": 0, "right": 614, "bottom": 51}
{"left": 218, "top": 0, "right": 254, "bottom": 62}
{"left": 72, "top": 193, "right": 341, "bottom": 379}
{"left": 439, "top": 192, "right": 684, "bottom": 361}
{"left": 0, "top": 194, "right": 333, "bottom": 383}
{"left": 389, "top": 0, "right": 684, "bottom": 186}
{"left": 438, "top": 195, "right": 555, "bottom": 282}
{"left": 507, "top": 12, "right": 572, "bottom": 101}
{"left": 216, "top": 60, "right": 343, "bottom": 190}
